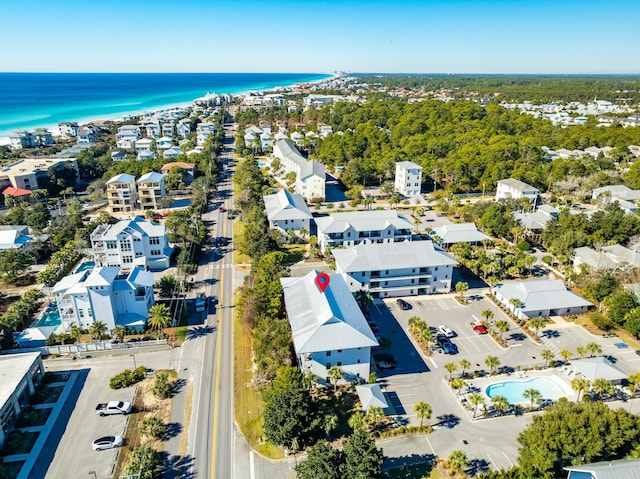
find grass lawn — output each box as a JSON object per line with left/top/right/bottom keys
{"left": 233, "top": 221, "right": 250, "bottom": 266}
{"left": 280, "top": 244, "right": 306, "bottom": 265}
{"left": 233, "top": 298, "right": 282, "bottom": 459}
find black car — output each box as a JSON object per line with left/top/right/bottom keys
{"left": 436, "top": 336, "right": 458, "bottom": 355}
{"left": 396, "top": 299, "right": 412, "bottom": 310}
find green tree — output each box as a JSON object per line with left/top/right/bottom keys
{"left": 576, "top": 346, "right": 587, "bottom": 359}
{"left": 485, "top": 355, "right": 500, "bottom": 374}
{"left": 414, "top": 401, "right": 432, "bottom": 428}
{"left": 492, "top": 395, "right": 511, "bottom": 415}
{"left": 444, "top": 362, "right": 458, "bottom": 381}
{"left": 451, "top": 377, "right": 466, "bottom": 397}
{"left": 328, "top": 365, "right": 343, "bottom": 392}
{"left": 342, "top": 428, "right": 384, "bottom": 479}
{"left": 481, "top": 309, "right": 494, "bottom": 323}
{"left": 495, "top": 319, "right": 510, "bottom": 339}
{"left": 585, "top": 341, "right": 602, "bottom": 357}
{"left": 592, "top": 378, "right": 614, "bottom": 399}
{"left": 448, "top": 450, "right": 469, "bottom": 475}
{"left": 528, "top": 316, "right": 548, "bottom": 336}
{"left": 0, "top": 249, "right": 34, "bottom": 282}
{"left": 559, "top": 349, "right": 573, "bottom": 363}
{"left": 324, "top": 413, "right": 339, "bottom": 440}
{"left": 148, "top": 304, "right": 172, "bottom": 334}
{"left": 294, "top": 440, "right": 343, "bottom": 479}
{"left": 605, "top": 290, "right": 639, "bottom": 326}
{"left": 455, "top": 281, "right": 469, "bottom": 302}
{"left": 89, "top": 320, "right": 107, "bottom": 340}
{"left": 112, "top": 325, "right": 126, "bottom": 342}
{"left": 139, "top": 416, "right": 168, "bottom": 440}
{"left": 523, "top": 388, "right": 542, "bottom": 410}
{"left": 459, "top": 358, "right": 471, "bottom": 377}
{"left": 469, "top": 393, "right": 485, "bottom": 417}
{"left": 124, "top": 446, "right": 162, "bottom": 479}
{"left": 571, "top": 377, "right": 591, "bottom": 402}
{"left": 354, "top": 289, "right": 373, "bottom": 318}
{"left": 263, "top": 367, "right": 319, "bottom": 449}
{"left": 348, "top": 411, "right": 366, "bottom": 432}
{"left": 517, "top": 401, "right": 640, "bottom": 479}
{"left": 541, "top": 349, "right": 555, "bottom": 368}
{"left": 155, "top": 275, "right": 178, "bottom": 298}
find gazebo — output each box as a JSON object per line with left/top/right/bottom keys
{"left": 355, "top": 384, "right": 389, "bottom": 412}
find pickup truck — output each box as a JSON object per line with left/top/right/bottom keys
{"left": 95, "top": 401, "right": 132, "bottom": 416}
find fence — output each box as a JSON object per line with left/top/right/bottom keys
{"left": 3, "top": 339, "right": 168, "bottom": 356}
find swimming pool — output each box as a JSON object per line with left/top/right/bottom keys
{"left": 75, "top": 261, "right": 95, "bottom": 273}
{"left": 485, "top": 377, "right": 569, "bottom": 404}
{"left": 32, "top": 310, "right": 61, "bottom": 328}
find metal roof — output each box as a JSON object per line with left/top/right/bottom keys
{"left": 431, "top": 223, "right": 491, "bottom": 245}
{"left": 565, "top": 459, "right": 640, "bottom": 479}
{"left": 498, "top": 178, "right": 539, "bottom": 193}
{"left": 494, "top": 279, "right": 592, "bottom": 314}
{"left": 263, "top": 189, "right": 312, "bottom": 222}
{"left": 355, "top": 384, "right": 389, "bottom": 411}
{"left": 333, "top": 240, "right": 457, "bottom": 273}
{"left": 315, "top": 210, "right": 414, "bottom": 235}
{"left": 281, "top": 271, "right": 378, "bottom": 354}
{"left": 570, "top": 357, "right": 628, "bottom": 382}
{"left": 0, "top": 353, "right": 42, "bottom": 410}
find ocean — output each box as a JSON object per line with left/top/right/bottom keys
{"left": 0, "top": 72, "right": 332, "bottom": 138}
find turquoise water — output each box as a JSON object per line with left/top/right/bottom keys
{"left": 33, "top": 310, "right": 61, "bottom": 328}
{"left": 75, "top": 261, "right": 95, "bottom": 273}
{"left": 0, "top": 72, "right": 332, "bottom": 136}
{"left": 485, "top": 377, "right": 567, "bottom": 403}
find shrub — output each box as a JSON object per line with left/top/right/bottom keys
{"left": 139, "top": 416, "right": 168, "bottom": 440}
{"left": 124, "top": 446, "right": 162, "bottom": 479}
{"left": 152, "top": 372, "right": 173, "bottom": 399}
{"left": 109, "top": 366, "right": 147, "bottom": 389}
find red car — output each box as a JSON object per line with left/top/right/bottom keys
{"left": 473, "top": 324, "right": 488, "bottom": 334}
{"left": 219, "top": 206, "right": 225, "bottom": 213}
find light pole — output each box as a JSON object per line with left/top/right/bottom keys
{"left": 130, "top": 354, "right": 136, "bottom": 370}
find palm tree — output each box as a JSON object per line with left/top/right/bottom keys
{"left": 348, "top": 411, "right": 366, "bottom": 431}
{"left": 89, "top": 320, "right": 107, "bottom": 340}
{"left": 407, "top": 315, "right": 422, "bottom": 333}
{"left": 492, "top": 395, "right": 511, "bottom": 415}
{"left": 509, "top": 297, "right": 522, "bottom": 314}
{"left": 585, "top": 342, "right": 602, "bottom": 357}
{"left": 378, "top": 336, "right": 392, "bottom": 352}
{"left": 459, "top": 358, "right": 471, "bottom": 378}
{"left": 455, "top": 281, "right": 469, "bottom": 302}
{"left": 112, "top": 325, "right": 126, "bottom": 343}
{"left": 323, "top": 413, "right": 338, "bottom": 439}
{"left": 571, "top": 377, "right": 591, "bottom": 402}
{"left": 328, "top": 365, "right": 343, "bottom": 392}
{"left": 69, "top": 326, "right": 83, "bottom": 344}
{"left": 481, "top": 309, "right": 494, "bottom": 324}
{"left": 523, "top": 388, "right": 542, "bottom": 410}
{"left": 528, "top": 316, "right": 548, "bottom": 336}
{"left": 576, "top": 346, "right": 587, "bottom": 359}
{"left": 495, "top": 320, "right": 510, "bottom": 340}
{"left": 628, "top": 372, "right": 640, "bottom": 397}
{"left": 414, "top": 401, "right": 432, "bottom": 428}
{"left": 468, "top": 393, "right": 485, "bottom": 417}
{"left": 366, "top": 406, "right": 385, "bottom": 430}
{"left": 444, "top": 362, "right": 458, "bottom": 381}
{"left": 448, "top": 450, "right": 469, "bottom": 475}
{"left": 419, "top": 328, "right": 435, "bottom": 352}
{"left": 148, "top": 304, "right": 172, "bottom": 335}
{"left": 541, "top": 349, "right": 555, "bottom": 368}
{"left": 451, "top": 377, "right": 466, "bottom": 397}
{"left": 592, "top": 378, "right": 614, "bottom": 400}
{"left": 155, "top": 276, "right": 178, "bottom": 298}
{"left": 559, "top": 349, "right": 573, "bottom": 363}
{"left": 485, "top": 355, "right": 500, "bottom": 374}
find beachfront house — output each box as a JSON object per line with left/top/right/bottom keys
{"left": 33, "top": 128, "right": 54, "bottom": 147}
{"left": 334, "top": 240, "right": 457, "bottom": 298}
{"left": 493, "top": 279, "right": 593, "bottom": 319}
{"left": 281, "top": 270, "right": 378, "bottom": 385}
{"left": 9, "top": 130, "right": 36, "bottom": 150}
{"left": 496, "top": 178, "right": 540, "bottom": 204}
{"left": 263, "top": 189, "right": 312, "bottom": 235}
{"left": 77, "top": 124, "right": 98, "bottom": 143}
{"left": 59, "top": 122, "right": 79, "bottom": 138}
{"left": 304, "top": 94, "right": 345, "bottom": 109}
{"left": 145, "top": 122, "right": 160, "bottom": 139}
{"left": 314, "top": 210, "right": 414, "bottom": 252}
{"left": 137, "top": 172, "right": 166, "bottom": 211}
{"left": 394, "top": 161, "right": 423, "bottom": 197}
{"left": 90, "top": 216, "right": 172, "bottom": 271}
{"left": 52, "top": 266, "right": 155, "bottom": 333}
{"left": 272, "top": 139, "right": 325, "bottom": 201}
{"left": 107, "top": 173, "right": 137, "bottom": 214}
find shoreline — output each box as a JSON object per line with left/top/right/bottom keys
{"left": 0, "top": 72, "right": 336, "bottom": 144}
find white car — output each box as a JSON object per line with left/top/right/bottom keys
{"left": 92, "top": 435, "right": 124, "bottom": 451}
{"left": 437, "top": 325, "right": 455, "bottom": 338}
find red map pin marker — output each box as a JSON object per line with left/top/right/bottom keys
{"left": 315, "top": 272, "right": 330, "bottom": 293}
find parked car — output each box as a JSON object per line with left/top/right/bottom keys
{"left": 473, "top": 324, "right": 488, "bottom": 334}
{"left": 92, "top": 435, "right": 124, "bottom": 451}
{"left": 437, "top": 325, "right": 455, "bottom": 338}
{"left": 373, "top": 353, "right": 396, "bottom": 370}
{"left": 95, "top": 401, "right": 132, "bottom": 416}
{"left": 219, "top": 206, "right": 225, "bottom": 212}
{"left": 396, "top": 299, "right": 412, "bottom": 310}
{"left": 436, "top": 336, "right": 458, "bottom": 355}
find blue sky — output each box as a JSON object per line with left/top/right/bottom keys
{"left": 2, "top": 0, "right": 639, "bottom": 73}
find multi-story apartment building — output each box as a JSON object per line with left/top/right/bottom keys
{"left": 90, "top": 217, "right": 172, "bottom": 271}
{"left": 395, "top": 161, "right": 423, "bottom": 197}
{"left": 496, "top": 178, "right": 540, "bottom": 204}
{"left": 272, "top": 139, "right": 325, "bottom": 201}
{"left": 137, "top": 172, "right": 166, "bottom": 210}
{"left": 106, "top": 173, "right": 137, "bottom": 214}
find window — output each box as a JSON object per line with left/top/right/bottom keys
{"left": 79, "top": 309, "right": 84, "bottom": 318}
{"left": 88, "top": 308, "right": 93, "bottom": 318}
{"left": 151, "top": 250, "right": 161, "bottom": 256}
{"left": 337, "top": 349, "right": 342, "bottom": 353}
{"left": 326, "top": 363, "right": 331, "bottom": 369}
{"left": 337, "top": 362, "right": 342, "bottom": 367}
{"left": 326, "top": 351, "right": 331, "bottom": 357}
{"left": 150, "top": 237, "right": 160, "bottom": 245}
{"left": 119, "top": 240, "right": 132, "bottom": 252}
{"left": 123, "top": 256, "right": 133, "bottom": 264}
{"left": 357, "top": 359, "right": 361, "bottom": 364}
{"left": 106, "top": 241, "right": 117, "bottom": 250}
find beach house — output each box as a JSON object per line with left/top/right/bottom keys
{"left": 77, "top": 124, "right": 98, "bottom": 143}
{"left": 58, "top": 122, "right": 79, "bottom": 138}
{"left": 395, "top": 161, "right": 423, "bottom": 197}
{"left": 263, "top": 189, "right": 312, "bottom": 235}
{"left": 52, "top": 266, "right": 155, "bottom": 333}
{"left": 281, "top": 271, "right": 378, "bottom": 385}
{"left": 137, "top": 172, "right": 166, "bottom": 210}
{"left": 90, "top": 216, "right": 172, "bottom": 271}
{"left": 107, "top": 173, "right": 137, "bottom": 214}
{"left": 430, "top": 223, "right": 491, "bottom": 248}
{"left": 116, "top": 125, "right": 141, "bottom": 149}
{"left": 496, "top": 178, "right": 540, "bottom": 204}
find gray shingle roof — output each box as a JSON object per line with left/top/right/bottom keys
{"left": 280, "top": 271, "right": 378, "bottom": 354}
{"left": 333, "top": 240, "right": 457, "bottom": 273}
{"left": 263, "top": 189, "right": 312, "bottom": 222}
{"left": 315, "top": 210, "right": 414, "bottom": 235}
